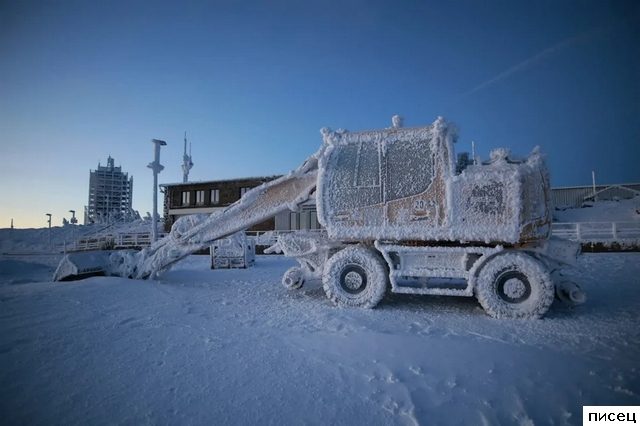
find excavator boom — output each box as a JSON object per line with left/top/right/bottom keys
{"left": 54, "top": 145, "right": 323, "bottom": 281}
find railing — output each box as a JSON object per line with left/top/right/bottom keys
{"left": 66, "top": 232, "right": 168, "bottom": 252}
{"left": 62, "top": 223, "right": 638, "bottom": 253}
{"left": 65, "top": 229, "right": 325, "bottom": 252}
{"left": 246, "top": 229, "right": 326, "bottom": 246}
{"left": 551, "top": 222, "right": 640, "bottom": 242}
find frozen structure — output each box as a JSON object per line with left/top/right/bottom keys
{"left": 210, "top": 231, "right": 255, "bottom": 269}
{"left": 181, "top": 131, "right": 194, "bottom": 183}
{"left": 85, "top": 156, "right": 134, "bottom": 224}
{"left": 56, "top": 117, "right": 584, "bottom": 319}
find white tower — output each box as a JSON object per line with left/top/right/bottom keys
{"left": 182, "top": 131, "right": 194, "bottom": 183}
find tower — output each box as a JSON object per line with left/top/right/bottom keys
{"left": 182, "top": 131, "right": 194, "bottom": 183}
{"left": 85, "top": 156, "right": 134, "bottom": 224}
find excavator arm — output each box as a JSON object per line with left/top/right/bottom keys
{"left": 54, "top": 144, "right": 324, "bottom": 281}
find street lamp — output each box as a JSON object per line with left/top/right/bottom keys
{"left": 148, "top": 139, "right": 167, "bottom": 243}
{"left": 45, "top": 213, "right": 52, "bottom": 248}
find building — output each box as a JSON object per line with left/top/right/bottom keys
{"left": 161, "top": 176, "right": 322, "bottom": 233}
{"left": 551, "top": 183, "right": 640, "bottom": 209}
{"left": 85, "top": 156, "right": 134, "bottom": 224}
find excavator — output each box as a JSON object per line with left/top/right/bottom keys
{"left": 54, "top": 117, "right": 585, "bottom": 319}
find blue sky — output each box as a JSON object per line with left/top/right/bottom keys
{"left": 1, "top": 0, "right": 638, "bottom": 228}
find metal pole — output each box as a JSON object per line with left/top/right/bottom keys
{"left": 471, "top": 141, "right": 476, "bottom": 165}
{"left": 153, "top": 170, "right": 158, "bottom": 242}
{"left": 592, "top": 170, "right": 597, "bottom": 202}
{"left": 148, "top": 139, "right": 167, "bottom": 243}
{"left": 68, "top": 210, "right": 76, "bottom": 249}
{"left": 46, "top": 213, "right": 52, "bottom": 248}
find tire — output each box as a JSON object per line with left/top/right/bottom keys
{"left": 475, "top": 252, "right": 554, "bottom": 319}
{"left": 322, "top": 246, "right": 388, "bottom": 308}
{"left": 282, "top": 266, "right": 304, "bottom": 290}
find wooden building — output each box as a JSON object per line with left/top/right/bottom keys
{"left": 160, "top": 176, "right": 322, "bottom": 233}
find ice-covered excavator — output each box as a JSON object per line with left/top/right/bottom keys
{"left": 55, "top": 117, "right": 584, "bottom": 319}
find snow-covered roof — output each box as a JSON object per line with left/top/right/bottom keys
{"left": 160, "top": 175, "right": 282, "bottom": 187}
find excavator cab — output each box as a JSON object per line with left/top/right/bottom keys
{"left": 318, "top": 123, "right": 453, "bottom": 241}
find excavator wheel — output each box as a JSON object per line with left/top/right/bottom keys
{"left": 475, "top": 251, "right": 554, "bottom": 319}
{"left": 282, "top": 267, "right": 305, "bottom": 290}
{"left": 322, "top": 246, "right": 388, "bottom": 309}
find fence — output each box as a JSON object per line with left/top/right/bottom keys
{"left": 246, "top": 229, "right": 326, "bottom": 246}
{"left": 551, "top": 222, "right": 640, "bottom": 242}
{"left": 65, "top": 229, "right": 325, "bottom": 252}
{"left": 63, "top": 224, "right": 637, "bottom": 253}
{"left": 66, "top": 232, "right": 168, "bottom": 252}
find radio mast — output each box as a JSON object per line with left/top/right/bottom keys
{"left": 182, "top": 131, "right": 194, "bottom": 183}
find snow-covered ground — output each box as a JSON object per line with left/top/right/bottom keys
{"left": 1, "top": 253, "right": 639, "bottom": 424}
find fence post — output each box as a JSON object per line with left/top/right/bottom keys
{"left": 612, "top": 222, "right": 618, "bottom": 240}
{"left": 576, "top": 223, "right": 581, "bottom": 241}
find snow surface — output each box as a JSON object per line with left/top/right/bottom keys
{"left": 1, "top": 252, "right": 639, "bottom": 424}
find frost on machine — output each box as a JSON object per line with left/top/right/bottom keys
{"left": 54, "top": 116, "right": 585, "bottom": 319}
{"left": 210, "top": 231, "right": 255, "bottom": 269}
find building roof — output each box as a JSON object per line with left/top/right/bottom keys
{"left": 551, "top": 182, "right": 640, "bottom": 190}
{"left": 160, "top": 175, "right": 282, "bottom": 188}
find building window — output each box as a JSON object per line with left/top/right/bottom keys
{"left": 240, "top": 187, "right": 251, "bottom": 197}
{"left": 182, "top": 191, "right": 190, "bottom": 206}
{"left": 211, "top": 189, "right": 220, "bottom": 204}
{"left": 196, "top": 190, "right": 205, "bottom": 205}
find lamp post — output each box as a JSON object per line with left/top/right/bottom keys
{"left": 148, "top": 139, "right": 167, "bottom": 243}
{"left": 68, "top": 210, "right": 77, "bottom": 248}
{"left": 45, "top": 213, "right": 52, "bottom": 248}
{"left": 471, "top": 141, "right": 477, "bottom": 165}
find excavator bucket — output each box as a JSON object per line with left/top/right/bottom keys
{"left": 54, "top": 249, "right": 142, "bottom": 281}
{"left": 53, "top": 251, "right": 113, "bottom": 281}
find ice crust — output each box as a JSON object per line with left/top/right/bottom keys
{"left": 475, "top": 251, "right": 555, "bottom": 319}
{"left": 317, "top": 117, "right": 550, "bottom": 244}
{"left": 322, "top": 245, "right": 388, "bottom": 308}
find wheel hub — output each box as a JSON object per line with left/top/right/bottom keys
{"left": 496, "top": 270, "right": 531, "bottom": 304}
{"left": 503, "top": 278, "right": 526, "bottom": 299}
{"left": 340, "top": 265, "right": 367, "bottom": 294}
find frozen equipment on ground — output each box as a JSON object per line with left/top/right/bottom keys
{"left": 211, "top": 232, "right": 255, "bottom": 269}
{"left": 54, "top": 117, "right": 584, "bottom": 318}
